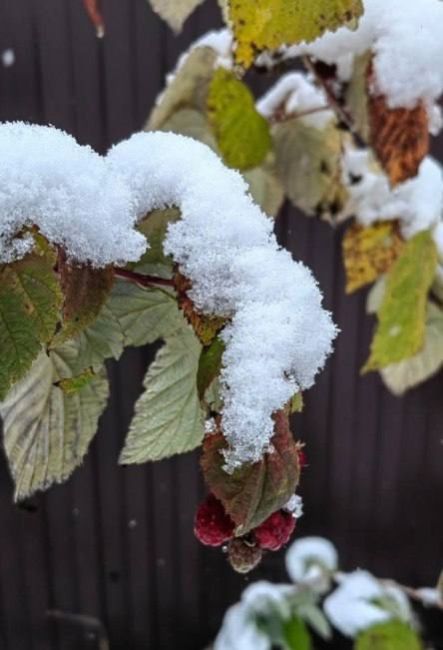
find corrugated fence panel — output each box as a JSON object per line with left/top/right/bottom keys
{"left": 0, "top": 1, "right": 442, "bottom": 648}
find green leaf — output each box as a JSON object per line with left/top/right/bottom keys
{"left": 345, "top": 51, "right": 372, "bottom": 142}
{"left": 120, "top": 315, "right": 204, "bottom": 464}
{"left": 282, "top": 616, "right": 312, "bottom": 650}
{"left": 109, "top": 280, "right": 184, "bottom": 349}
{"left": 364, "top": 231, "right": 438, "bottom": 372}
{"left": 381, "top": 302, "right": 443, "bottom": 395}
{"left": 243, "top": 163, "right": 285, "bottom": 217}
{"left": 225, "top": 0, "right": 364, "bottom": 68}
{"left": 148, "top": 0, "right": 206, "bottom": 32}
{"left": 56, "top": 367, "right": 96, "bottom": 395}
{"left": 201, "top": 411, "right": 300, "bottom": 534}
{"left": 0, "top": 350, "right": 109, "bottom": 501}
{"left": 52, "top": 302, "right": 124, "bottom": 375}
{"left": 197, "top": 336, "right": 225, "bottom": 400}
{"left": 159, "top": 108, "right": 217, "bottom": 150}
{"left": 207, "top": 68, "right": 272, "bottom": 171}
{"left": 273, "top": 118, "right": 347, "bottom": 219}
{"left": 133, "top": 208, "right": 179, "bottom": 278}
{"left": 147, "top": 47, "right": 217, "bottom": 130}
{"left": 355, "top": 621, "right": 423, "bottom": 650}
{"left": 0, "top": 248, "right": 62, "bottom": 399}
{"left": 289, "top": 393, "right": 304, "bottom": 414}
{"left": 298, "top": 604, "right": 331, "bottom": 640}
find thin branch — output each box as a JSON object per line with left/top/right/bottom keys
{"left": 114, "top": 267, "right": 175, "bottom": 288}
{"left": 271, "top": 104, "right": 331, "bottom": 125}
{"left": 303, "top": 56, "right": 366, "bottom": 148}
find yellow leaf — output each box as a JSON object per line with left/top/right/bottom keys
{"left": 343, "top": 221, "right": 404, "bottom": 294}
{"left": 226, "top": 0, "right": 364, "bottom": 68}
{"left": 363, "top": 230, "right": 437, "bottom": 372}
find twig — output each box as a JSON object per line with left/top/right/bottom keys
{"left": 303, "top": 56, "right": 366, "bottom": 148}
{"left": 114, "top": 267, "right": 175, "bottom": 288}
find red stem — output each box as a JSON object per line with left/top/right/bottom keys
{"left": 114, "top": 267, "right": 175, "bottom": 288}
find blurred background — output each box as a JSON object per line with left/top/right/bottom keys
{"left": 0, "top": 0, "right": 442, "bottom": 648}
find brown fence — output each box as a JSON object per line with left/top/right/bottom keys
{"left": 0, "top": 1, "right": 442, "bottom": 649}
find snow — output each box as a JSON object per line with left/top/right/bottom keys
{"left": 256, "top": 72, "right": 333, "bottom": 129}
{"left": 283, "top": 494, "right": 304, "bottom": 518}
{"left": 0, "top": 122, "right": 335, "bottom": 471}
{"left": 286, "top": 537, "right": 338, "bottom": 592}
{"left": 323, "top": 570, "right": 411, "bottom": 638}
{"left": 287, "top": 0, "right": 443, "bottom": 110}
{"left": 214, "top": 602, "right": 270, "bottom": 650}
{"left": 0, "top": 122, "right": 146, "bottom": 266}
{"left": 343, "top": 148, "right": 443, "bottom": 246}
{"left": 109, "top": 131, "right": 337, "bottom": 471}
{"left": 416, "top": 588, "right": 443, "bottom": 607}
{"left": 214, "top": 582, "right": 294, "bottom": 650}
{"left": 2, "top": 49, "right": 15, "bottom": 68}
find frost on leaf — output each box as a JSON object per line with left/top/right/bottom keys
{"left": 342, "top": 222, "right": 404, "bottom": 294}
{"left": 368, "top": 73, "right": 430, "bottom": 186}
{"left": 0, "top": 245, "right": 62, "bottom": 400}
{"left": 148, "top": 0, "right": 206, "bottom": 32}
{"left": 120, "top": 314, "right": 204, "bottom": 464}
{"left": 201, "top": 411, "right": 300, "bottom": 535}
{"left": 207, "top": 68, "right": 272, "bottom": 170}
{"left": 0, "top": 351, "right": 109, "bottom": 501}
{"left": 225, "top": 0, "right": 364, "bottom": 68}
{"left": 364, "top": 231, "right": 437, "bottom": 372}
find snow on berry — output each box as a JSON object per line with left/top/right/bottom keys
{"left": 253, "top": 511, "right": 296, "bottom": 551}
{"left": 194, "top": 493, "right": 235, "bottom": 547}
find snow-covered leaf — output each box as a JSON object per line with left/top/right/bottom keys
{"left": 342, "top": 222, "right": 404, "bottom": 294}
{"left": 207, "top": 68, "right": 272, "bottom": 170}
{"left": 147, "top": 47, "right": 217, "bottom": 130}
{"left": 120, "top": 319, "right": 204, "bottom": 464}
{"left": 0, "top": 351, "right": 109, "bottom": 500}
{"left": 225, "top": 0, "right": 364, "bottom": 68}
{"left": 0, "top": 246, "right": 62, "bottom": 399}
{"left": 368, "top": 66, "right": 430, "bottom": 186}
{"left": 174, "top": 272, "right": 225, "bottom": 346}
{"left": 282, "top": 616, "right": 311, "bottom": 650}
{"left": 364, "top": 231, "right": 437, "bottom": 372}
{"left": 201, "top": 411, "right": 300, "bottom": 535}
{"left": 148, "top": 0, "right": 206, "bottom": 32}
{"left": 355, "top": 621, "right": 423, "bottom": 650}
{"left": 381, "top": 302, "right": 443, "bottom": 395}
{"left": 273, "top": 118, "right": 347, "bottom": 219}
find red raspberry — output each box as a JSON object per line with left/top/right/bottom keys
{"left": 254, "top": 511, "right": 296, "bottom": 551}
{"left": 298, "top": 448, "right": 308, "bottom": 469}
{"left": 194, "top": 493, "right": 235, "bottom": 547}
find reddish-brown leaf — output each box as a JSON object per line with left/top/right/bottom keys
{"left": 201, "top": 411, "right": 300, "bottom": 535}
{"left": 174, "top": 272, "right": 225, "bottom": 346}
{"left": 56, "top": 254, "right": 115, "bottom": 342}
{"left": 83, "top": 0, "right": 105, "bottom": 38}
{"left": 368, "top": 69, "right": 429, "bottom": 186}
